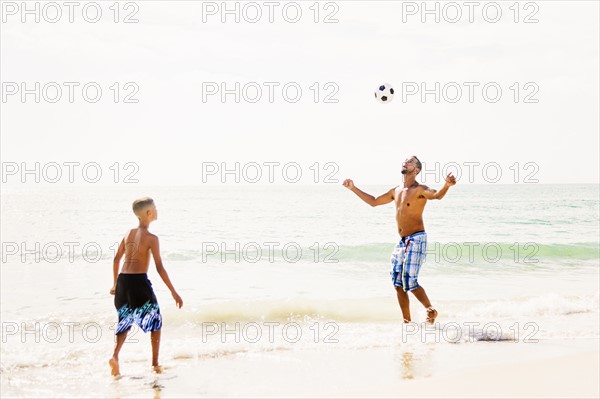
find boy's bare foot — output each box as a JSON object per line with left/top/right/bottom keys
{"left": 152, "top": 365, "right": 163, "bottom": 374}
{"left": 426, "top": 307, "right": 438, "bottom": 324}
{"left": 109, "top": 357, "right": 120, "bottom": 376}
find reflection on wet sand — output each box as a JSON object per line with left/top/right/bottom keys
{"left": 400, "top": 351, "right": 415, "bottom": 380}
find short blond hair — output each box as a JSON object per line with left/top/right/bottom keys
{"left": 132, "top": 197, "right": 154, "bottom": 215}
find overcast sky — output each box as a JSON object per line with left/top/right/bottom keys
{"left": 1, "top": 1, "right": 598, "bottom": 185}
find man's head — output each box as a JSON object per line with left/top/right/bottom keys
{"left": 401, "top": 156, "right": 422, "bottom": 176}
{"left": 132, "top": 197, "right": 157, "bottom": 222}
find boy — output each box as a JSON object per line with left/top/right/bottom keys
{"left": 109, "top": 197, "right": 183, "bottom": 376}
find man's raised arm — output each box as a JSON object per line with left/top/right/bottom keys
{"left": 422, "top": 173, "right": 456, "bottom": 200}
{"left": 343, "top": 179, "right": 395, "bottom": 207}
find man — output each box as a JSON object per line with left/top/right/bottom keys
{"left": 343, "top": 156, "right": 456, "bottom": 324}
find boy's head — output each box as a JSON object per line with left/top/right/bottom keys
{"left": 132, "top": 197, "right": 157, "bottom": 222}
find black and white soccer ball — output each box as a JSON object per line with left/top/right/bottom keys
{"left": 374, "top": 83, "right": 394, "bottom": 103}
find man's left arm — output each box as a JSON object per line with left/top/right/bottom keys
{"left": 422, "top": 173, "right": 456, "bottom": 200}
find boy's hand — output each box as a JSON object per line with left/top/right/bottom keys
{"left": 109, "top": 286, "right": 116, "bottom": 295}
{"left": 172, "top": 292, "right": 183, "bottom": 308}
{"left": 343, "top": 179, "right": 355, "bottom": 190}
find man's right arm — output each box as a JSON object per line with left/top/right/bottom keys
{"left": 343, "top": 179, "right": 395, "bottom": 207}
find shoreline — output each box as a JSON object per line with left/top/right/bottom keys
{"left": 157, "top": 345, "right": 599, "bottom": 398}
{"left": 1, "top": 330, "right": 598, "bottom": 398}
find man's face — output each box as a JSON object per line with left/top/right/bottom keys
{"left": 401, "top": 157, "right": 418, "bottom": 175}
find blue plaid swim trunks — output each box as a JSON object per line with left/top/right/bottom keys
{"left": 390, "top": 231, "right": 428, "bottom": 292}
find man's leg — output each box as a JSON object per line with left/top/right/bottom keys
{"left": 410, "top": 286, "right": 431, "bottom": 308}
{"left": 395, "top": 286, "right": 411, "bottom": 322}
{"left": 410, "top": 286, "right": 437, "bottom": 323}
{"left": 109, "top": 330, "right": 128, "bottom": 376}
{"left": 151, "top": 329, "right": 162, "bottom": 372}
{"left": 404, "top": 235, "right": 437, "bottom": 324}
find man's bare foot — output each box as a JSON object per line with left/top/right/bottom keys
{"left": 109, "top": 357, "right": 120, "bottom": 376}
{"left": 403, "top": 318, "right": 411, "bottom": 324}
{"left": 152, "top": 365, "right": 163, "bottom": 374}
{"left": 426, "top": 307, "right": 438, "bottom": 324}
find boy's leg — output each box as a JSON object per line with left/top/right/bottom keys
{"left": 395, "top": 286, "right": 411, "bottom": 322}
{"left": 109, "top": 330, "right": 128, "bottom": 376}
{"left": 151, "top": 329, "right": 161, "bottom": 371}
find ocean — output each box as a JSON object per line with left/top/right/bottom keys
{"left": 1, "top": 184, "right": 599, "bottom": 397}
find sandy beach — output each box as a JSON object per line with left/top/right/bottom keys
{"left": 403, "top": 351, "right": 600, "bottom": 399}
{"left": 153, "top": 346, "right": 600, "bottom": 398}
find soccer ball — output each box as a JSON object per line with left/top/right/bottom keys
{"left": 374, "top": 83, "right": 394, "bottom": 103}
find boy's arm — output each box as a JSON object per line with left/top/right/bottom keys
{"left": 422, "top": 173, "right": 456, "bottom": 200}
{"left": 110, "top": 238, "right": 126, "bottom": 295}
{"left": 343, "top": 179, "right": 395, "bottom": 207}
{"left": 150, "top": 236, "right": 183, "bottom": 308}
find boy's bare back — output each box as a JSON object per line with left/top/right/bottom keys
{"left": 121, "top": 227, "right": 157, "bottom": 274}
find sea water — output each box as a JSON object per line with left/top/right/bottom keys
{"left": 1, "top": 184, "right": 598, "bottom": 397}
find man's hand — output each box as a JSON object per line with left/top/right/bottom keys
{"left": 423, "top": 174, "right": 455, "bottom": 200}
{"left": 445, "top": 173, "right": 457, "bottom": 186}
{"left": 109, "top": 285, "right": 116, "bottom": 295}
{"left": 342, "top": 179, "right": 355, "bottom": 190}
{"left": 172, "top": 291, "right": 183, "bottom": 308}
